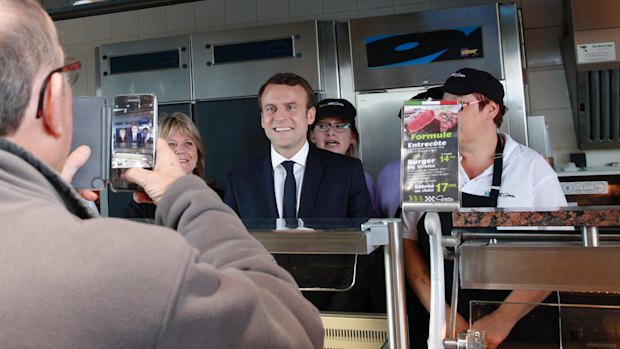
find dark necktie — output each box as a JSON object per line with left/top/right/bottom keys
{"left": 282, "top": 160, "right": 296, "bottom": 218}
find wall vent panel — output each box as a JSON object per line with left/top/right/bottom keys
{"left": 578, "top": 69, "right": 620, "bottom": 149}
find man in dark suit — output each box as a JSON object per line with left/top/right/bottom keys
{"left": 225, "top": 146, "right": 371, "bottom": 219}
{"left": 224, "top": 73, "right": 374, "bottom": 312}
{"left": 224, "top": 73, "right": 372, "bottom": 220}
{"left": 127, "top": 125, "right": 144, "bottom": 147}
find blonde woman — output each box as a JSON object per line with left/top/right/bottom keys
{"left": 123, "top": 112, "right": 221, "bottom": 218}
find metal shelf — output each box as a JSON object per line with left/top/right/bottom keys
{"left": 249, "top": 230, "right": 368, "bottom": 255}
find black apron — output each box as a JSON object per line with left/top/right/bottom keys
{"left": 417, "top": 134, "right": 507, "bottom": 316}
{"left": 460, "top": 133, "right": 504, "bottom": 207}
{"left": 410, "top": 134, "right": 558, "bottom": 347}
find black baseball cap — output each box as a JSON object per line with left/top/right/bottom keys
{"left": 315, "top": 98, "right": 356, "bottom": 122}
{"left": 444, "top": 68, "right": 505, "bottom": 110}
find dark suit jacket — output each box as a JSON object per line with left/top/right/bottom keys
{"left": 128, "top": 132, "right": 144, "bottom": 146}
{"left": 224, "top": 146, "right": 372, "bottom": 219}
{"left": 224, "top": 146, "right": 377, "bottom": 313}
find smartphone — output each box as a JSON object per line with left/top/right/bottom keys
{"left": 71, "top": 96, "right": 110, "bottom": 190}
{"left": 110, "top": 94, "right": 157, "bottom": 192}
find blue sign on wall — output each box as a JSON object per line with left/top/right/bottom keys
{"left": 365, "top": 26, "right": 483, "bottom": 69}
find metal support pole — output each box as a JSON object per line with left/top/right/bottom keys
{"left": 582, "top": 226, "right": 599, "bottom": 247}
{"left": 383, "top": 219, "right": 409, "bottom": 349}
{"left": 426, "top": 211, "right": 447, "bottom": 349}
{"left": 449, "top": 252, "right": 460, "bottom": 339}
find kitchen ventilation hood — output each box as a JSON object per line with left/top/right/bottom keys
{"left": 562, "top": 0, "right": 620, "bottom": 149}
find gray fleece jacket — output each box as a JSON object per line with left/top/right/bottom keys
{"left": 0, "top": 139, "right": 323, "bottom": 348}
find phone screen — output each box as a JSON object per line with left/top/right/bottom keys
{"left": 110, "top": 94, "right": 157, "bottom": 192}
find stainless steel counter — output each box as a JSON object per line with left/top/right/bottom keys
{"left": 249, "top": 219, "right": 408, "bottom": 349}
{"left": 424, "top": 208, "right": 620, "bottom": 348}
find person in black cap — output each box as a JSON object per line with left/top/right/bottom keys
{"left": 309, "top": 98, "right": 375, "bottom": 201}
{"left": 309, "top": 97, "right": 387, "bottom": 313}
{"left": 310, "top": 98, "right": 359, "bottom": 157}
{"left": 444, "top": 67, "right": 507, "bottom": 129}
{"left": 402, "top": 68, "right": 567, "bottom": 348}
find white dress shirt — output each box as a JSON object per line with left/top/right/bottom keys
{"left": 271, "top": 142, "right": 309, "bottom": 218}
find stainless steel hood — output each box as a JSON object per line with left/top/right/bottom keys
{"left": 565, "top": 0, "right": 620, "bottom": 72}
{"left": 562, "top": 0, "right": 620, "bottom": 149}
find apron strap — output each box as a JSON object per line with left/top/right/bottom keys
{"left": 488, "top": 133, "right": 504, "bottom": 206}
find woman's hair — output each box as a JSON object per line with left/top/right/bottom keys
{"left": 345, "top": 122, "right": 360, "bottom": 158}
{"left": 158, "top": 112, "right": 206, "bottom": 178}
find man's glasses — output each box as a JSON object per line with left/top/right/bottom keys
{"left": 314, "top": 121, "right": 352, "bottom": 133}
{"left": 36, "top": 58, "right": 81, "bottom": 119}
{"left": 457, "top": 100, "right": 481, "bottom": 112}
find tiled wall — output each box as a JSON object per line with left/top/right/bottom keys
{"left": 54, "top": 0, "right": 620, "bottom": 167}
{"left": 521, "top": 0, "right": 578, "bottom": 166}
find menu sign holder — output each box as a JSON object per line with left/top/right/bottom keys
{"left": 399, "top": 100, "right": 466, "bottom": 349}
{"left": 401, "top": 100, "right": 460, "bottom": 212}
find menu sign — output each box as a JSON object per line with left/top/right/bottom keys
{"left": 401, "top": 100, "right": 460, "bottom": 210}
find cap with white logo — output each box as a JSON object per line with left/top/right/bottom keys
{"left": 444, "top": 68, "right": 505, "bottom": 111}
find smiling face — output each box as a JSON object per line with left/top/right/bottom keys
{"left": 310, "top": 116, "right": 356, "bottom": 156}
{"left": 166, "top": 128, "right": 198, "bottom": 175}
{"left": 260, "top": 84, "right": 315, "bottom": 158}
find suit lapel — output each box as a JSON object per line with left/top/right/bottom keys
{"left": 257, "top": 154, "right": 278, "bottom": 218}
{"left": 298, "top": 147, "right": 324, "bottom": 217}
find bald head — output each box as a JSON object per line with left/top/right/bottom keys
{"left": 0, "top": 0, "right": 61, "bottom": 136}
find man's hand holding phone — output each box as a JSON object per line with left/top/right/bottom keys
{"left": 125, "top": 138, "right": 186, "bottom": 205}
{"left": 61, "top": 145, "right": 99, "bottom": 202}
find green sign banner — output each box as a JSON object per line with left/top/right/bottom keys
{"left": 401, "top": 100, "right": 460, "bottom": 210}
